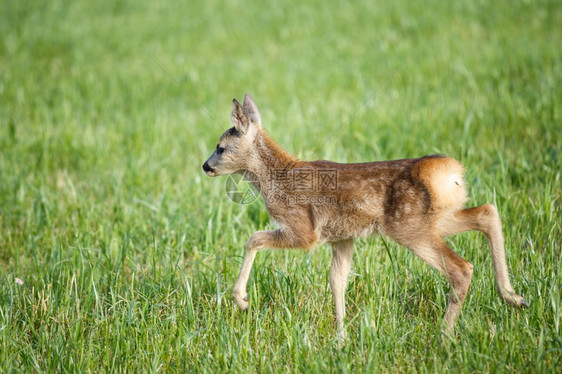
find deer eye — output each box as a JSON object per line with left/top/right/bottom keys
{"left": 216, "top": 146, "right": 225, "bottom": 155}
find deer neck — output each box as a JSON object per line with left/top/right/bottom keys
{"left": 244, "top": 130, "right": 300, "bottom": 193}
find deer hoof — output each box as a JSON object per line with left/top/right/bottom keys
{"left": 234, "top": 291, "right": 249, "bottom": 311}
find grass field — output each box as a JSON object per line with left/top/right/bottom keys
{"left": 1, "top": 0, "right": 560, "bottom": 371}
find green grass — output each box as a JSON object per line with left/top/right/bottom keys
{"left": 1, "top": 0, "right": 560, "bottom": 371}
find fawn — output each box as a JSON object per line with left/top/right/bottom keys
{"left": 203, "top": 94, "right": 528, "bottom": 340}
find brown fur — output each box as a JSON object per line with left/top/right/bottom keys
{"left": 203, "top": 94, "right": 528, "bottom": 342}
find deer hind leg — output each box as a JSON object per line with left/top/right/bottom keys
{"left": 405, "top": 239, "right": 474, "bottom": 332}
{"left": 437, "top": 204, "right": 528, "bottom": 308}
{"left": 329, "top": 239, "right": 354, "bottom": 343}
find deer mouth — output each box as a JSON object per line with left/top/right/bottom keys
{"left": 202, "top": 162, "right": 217, "bottom": 176}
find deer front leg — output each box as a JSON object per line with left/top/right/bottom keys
{"left": 233, "top": 227, "right": 317, "bottom": 310}
{"left": 330, "top": 239, "right": 354, "bottom": 343}
{"left": 232, "top": 241, "right": 258, "bottom": 311}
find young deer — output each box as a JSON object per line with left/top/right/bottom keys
{"left": 203, "top": 94, "right": 528, "bottom": 340}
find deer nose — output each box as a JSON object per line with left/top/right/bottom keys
{"left": 202, "top": 162, "right": 214, "bottom": 173}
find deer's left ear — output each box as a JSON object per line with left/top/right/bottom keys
{"left": 231, "top": 98, "right": 249, "bottom": 134}
{"left": 242, "top": 94, "right": 262, "bottom": 128}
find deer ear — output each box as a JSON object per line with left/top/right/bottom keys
{"left": 242, "top": 94, "right": 262, "bottom": 128}
{"left": 231, "top": 98, "right": 249, "bottom": 134}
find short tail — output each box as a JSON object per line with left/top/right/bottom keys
{"left": 411, "top": 155, "right": 468, "bottom": 212}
